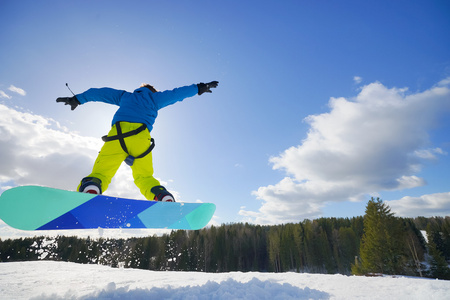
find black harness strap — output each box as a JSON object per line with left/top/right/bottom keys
{"left": 115, "top": 121, "right": 130, "bottom": 154}
{"left": 102, "top": 123, "right": 147, "bottom": 142}
{"left": 102, "top": 122, "right": 155, "bottom": 166}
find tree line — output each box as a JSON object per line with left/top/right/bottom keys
{"left": 1, "top": 198, "right": 449, "bottom": 279}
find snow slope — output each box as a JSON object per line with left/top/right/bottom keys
{"left": 0, "top": 261, "right": 449, "bottom": 300}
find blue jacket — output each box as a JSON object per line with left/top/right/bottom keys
{"left": 76, "top": 84, "right": 198, "bottom": 131}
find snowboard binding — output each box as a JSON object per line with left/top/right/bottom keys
{"left": 151, "top": 185, "right": 175, "bottom": 202}
{"left": 79, "top": 177, "right": 102, "bottom": 195}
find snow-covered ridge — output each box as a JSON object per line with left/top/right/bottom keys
{"left": 1, "top": 261, "right": 449, "bottom": 300}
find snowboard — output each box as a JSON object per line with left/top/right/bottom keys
{"left": 0, "top": 186, "right": 215, "bottom": 231}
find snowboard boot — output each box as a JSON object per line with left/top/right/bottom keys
{"left": 151, "top": 185, "right": 175, "bottom": 202}
{"left": 79, "top": 177, "right": 102, "bottom": 195}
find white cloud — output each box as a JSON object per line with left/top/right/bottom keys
{"left": 353, "top": 76, "right": 362, "bottom": 84}
{"left": 437, "top": 77, "right": 450, "bottom": 87}
{"left": 388, "top": 192, "right": 450, "bottom": 217}
{"left": 0, "top": 104, "right": 143, "bottom": 200}
{"left": 242, "top": 78, "right": 450, "bottom": 224}
{"left": 0, "top": 104, "right": 101, "bottom": 191}
{"left": 414, "top": 148, "right": 446, "bottom": 159}
{"left": 395, "top": 175, "right": 426, "bottom": 190}
{"left": 0, "top": 91, "right": 11, "bottom": 99}
{"left": 8, "top": 85, "right": 26, "bottom": 96}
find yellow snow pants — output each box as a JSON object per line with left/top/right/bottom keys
{"left": 78, "top": 122, "right": 160, "bottom": 200}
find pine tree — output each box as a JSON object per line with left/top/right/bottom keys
{"left": 427, "top": 238, "right": 450, "bottom": 280}
{"left": 335, "top": 227, "right": 358, "bottom": 274}
{"left": 267, "top": 226, "right": 281, "bottom": 272}
{"left": 439, "top": 217, "right": 450, "bottom": 261}
{"left": 358, "top": 197, "right": 403, "bottom": 275}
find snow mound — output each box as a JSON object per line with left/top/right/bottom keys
{"left": 33, "top": 278, "right": 327, "bottom": 300}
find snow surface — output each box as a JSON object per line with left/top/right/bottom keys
{"left": 0, "top": 261, "right": 449, "bottom": 300}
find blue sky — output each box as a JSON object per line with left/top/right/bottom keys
{"left": 1, "top": 0, "right": 450, "bottom": 237}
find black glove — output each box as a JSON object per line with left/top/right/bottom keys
{"left": 197, "top": 81, "right": 219, "bottom": 95}
{"left": 56, "top": 96, "right": 80, "bottom": 110}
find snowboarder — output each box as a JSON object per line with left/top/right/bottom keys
{"left": 56, "top": 81, "right": 219, "bottom": 202}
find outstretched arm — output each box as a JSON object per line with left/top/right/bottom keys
{"left": 56, "top": 88, "right": 127, "bottom": 110}
{"left": 154, "top": 81, "right": 219, "bottom": 110}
